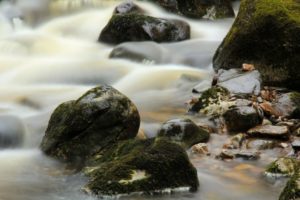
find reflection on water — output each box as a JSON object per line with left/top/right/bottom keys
{"left": 0, "top": 0, "right": 285, "bottom": 200}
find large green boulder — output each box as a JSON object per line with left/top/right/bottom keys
{"left": 99, "top": 14, "right": 190, "bottom": 45}
{"left": 83, "top": 138, "right": 199, "bottom": 195}
{"left": 40, "top": 85, "right": 140, "bottom": 165}
{"left": 213, "top": 0, "right": 300, "bottom": 90}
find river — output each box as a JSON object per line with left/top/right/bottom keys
{"left": 0, "top": 0, "right": 285, "bottom": 200}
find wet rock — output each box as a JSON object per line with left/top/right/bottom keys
{"left": 40, "top": 85, "right": 140, "bottom": 165}
{"left": 216, "top": 69, "right": 262, "bottom": 95}
{"left": 242, "top": 63, "right": 255, "bottom": 72}
{"left": 217, "top": 149, "right": 260, "bottom": 160}
{"left": 113, "top": 1, "right": 144, "bottom": 14}
{"left": 245, "top": 139, "right": 279, "bottom": 150}
{"left": 191, "top": 143, "right": 210, "bottom": 156}
{"left": 223, "top": 133, "right": 245, "bottom": 149}
{"left": 99, "top": 14, "right": 190, "bottom": 45}
{"left": 265, "top": 157, "right": 298, "bottom": 177}
{"left": 292, "top": 138, "right": 300, "bottom": 153}
{"left": 83, "top": 138, "right": 199, "bottom": 195}
{"left": 176, "top": 0, "right": 235, "bottom": 19}
{"left": 247, "top": 125, "right": 289, "bottom": 140}
{"left": 223, "top": 106, "right": 263, "bottom": 133}
{"left": 157, "top": 118, "right": 210, "bottom": 149}
{"left": 279, "top": 170, "right": 300, "bottom": 200}
{"left": 189, "top": 86, "right": 231, "bottom": 114}
{"left": 273, "top": 92, "right": 300, "bottom": 119}
{"left": 213, "top": 0, "right": 300, "bottom": 90}
{"left": 110, "top": 40, "right": 219, "bottom": 68}
{"left": 0, "top": 115, "right": 25, "bottom": 148}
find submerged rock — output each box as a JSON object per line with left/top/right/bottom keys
{"left": 223, "top": 105, "right": 263, "bottom": 132}
{"left": 247, "top": 125, "right": 289, "bottom": 140}
{"left": 83, "top": 138, "right": 199, "bottom": 195}
{"left": 157, "top": 118, "right": 210, "bottom": 149}
{"left": 213, "top": 0, "right": 300, "bottom": 90}
{"left": 217, "top": 149, "right": 260, "bottom": 160}
{"left": 0, "top": 115, "right": 25, "bottom": 148}
{"left": 216, "top": 69, "right": 262, "bottom": 95}
{"left": 40, "top": 85, "right": 140, "bottom": 164}
{"left": 99, "top": 14, "right": 190, "bottom": 45}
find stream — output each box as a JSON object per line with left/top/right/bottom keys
{"left": 0, "top": 0, "right": 285, "bottom": 200}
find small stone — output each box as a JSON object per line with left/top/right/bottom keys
{"left": 242, "top": 63, "right": 255, "bottom": 71}
{"left": 216, "top": 149, "right": 235, "bottom": 160}
{"left": 245, "top": 139, "right": 279, "bottom": 150}
{"left": 191, "top": 143, "right": 210, "bottom": 156}
{"left": 247, "top": 125, "right": 289, "bottom": 140}
{"left": 235, "top": 150, "right": 260, "bottom": 160}
{"left": 259, "top": 102, "right": 281, "bottom": 117}
{"left": 291, "top": 138, "right": 300, "bottom": 152}
{"left": 223, "top": 133, "right": 245, "bottom": 149}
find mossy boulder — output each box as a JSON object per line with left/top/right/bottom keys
{"left": 223, "top": 105, "right": 263, "bottom": 132}
{"left": 83, "top": 138, "right": 199, "bottom": 195}
{"left": 265, "top": 157, "right": 299, "bottom": 177}
{"left": 157, "top": 118, "right": 210, "bottom": 149}
{"left": 40, "top": 85, "right": 140, "bottom": 165}
{"left": 99, "top": 14, "right": 190, "bottom": 45}
{"left": 189, "top": 86, "right": 230, "bottom": 114}
{"left": 213, "top": 0, "right": 300, "bottom": 90}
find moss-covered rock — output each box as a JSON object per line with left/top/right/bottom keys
{"left": 99, "top": 14, "right": 190, "bottom": 45}
{"left": 265, "top": 157, "right": 299, "bottom": 177}
{"left": 157, "top": 118, "right": 210, "bottom": 149}
{"left": 223, "top": 105, "right": 263, "bottom": 132}
{"left": 40, "top": 85, "right": 140, "bottom": 165}
{"left": 83, "top": 138, "right": 199, "bottom": 195}
{"left": 279, "top": 171, "right": 300, "bottom": 200}
{"left": 189, "top": 86, "right": 230, "bottom": 114}
{"left": 213, "top": 0, "right": 300, "bottom": 90}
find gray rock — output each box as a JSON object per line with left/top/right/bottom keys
{"left": 216, "top": 69, "right": 262, "bottom": 95}
{"left": 247, "top": 125, "right": 289, "bottom": 140}
{"left": 223, "top": 105, "right": 263, "bottom": 132}
{"left": 157, "top": 118, "right": 210, "bottom": 149}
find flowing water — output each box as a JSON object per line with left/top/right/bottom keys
{"left": 0, "top": 0, "right": 286, "bottom": 200}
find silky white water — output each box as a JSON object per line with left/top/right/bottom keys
{"left": 0, "top": 1, "right": 283, "bottom": 200}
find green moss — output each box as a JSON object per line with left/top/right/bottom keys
{"left": 213, "top": 0, "right": 300, "bottom": 90}
{"left": 190, "top": 86, "right": 230, "bottom": 112}
{"left": 266, "top": 157, "right": 298, "bottom": 176}
{"left": 83, "top": 138, "right": 199, "bottom": 195}
{"left": 279, "top": 171, "right": 300, "bottom": 200}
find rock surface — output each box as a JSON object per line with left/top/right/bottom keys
{"left": 223, "top": 105, "right": 263, "bottom": 132}
{"left": 265, "top": 157, "right": 298, "bottom": 176}
{"left": 213, "top": 0, "right": 300, "bottom": 90}
{"left": 40, "top": 85, "right": 140, "bottom": 164}
{"left": 99, "top": 14, "right": 190, "bottom": 45}
{"left": 83, "top": 138, "right": 199, "bottom": 195}
{"left": 113, "top": 1, "right": 144, "bottom": 14}
{"left": 157, "top": 118, "right": 210, "bottom": 148}
{"left": 247, "top": 125, "right": 289, "bottom": 140}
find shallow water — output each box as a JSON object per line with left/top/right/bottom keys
{"left": 0, "top": 0, "right": 286, "bottom": 200}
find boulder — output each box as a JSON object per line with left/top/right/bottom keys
{"left": 216, "top": 69, "right": 262, "bottom": 95}
{"left": 247, "top": 125, "right": 289, "bottom": 140}
{"left": 99, "top": 14, "right": 190, "bottom": 45}
{"left": 279, "top": 171, "right": 300, "bottom": 200}
{"left": 83, "top": 138, "right": 199, "bottom": 195}
{"left": 157, "top": 118, "right": 210, "bottom": 148}
{"left": 223, "top": 105, "right": 263, "bottom": 132}
{"left": 40, "top": 85, "right": 140, "bottom": 165}
{"left": 273, "top": 92, "right": 300, "bottom": 119}
{"left": 213, "top": 0, "right": 300, "bottom": 90}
